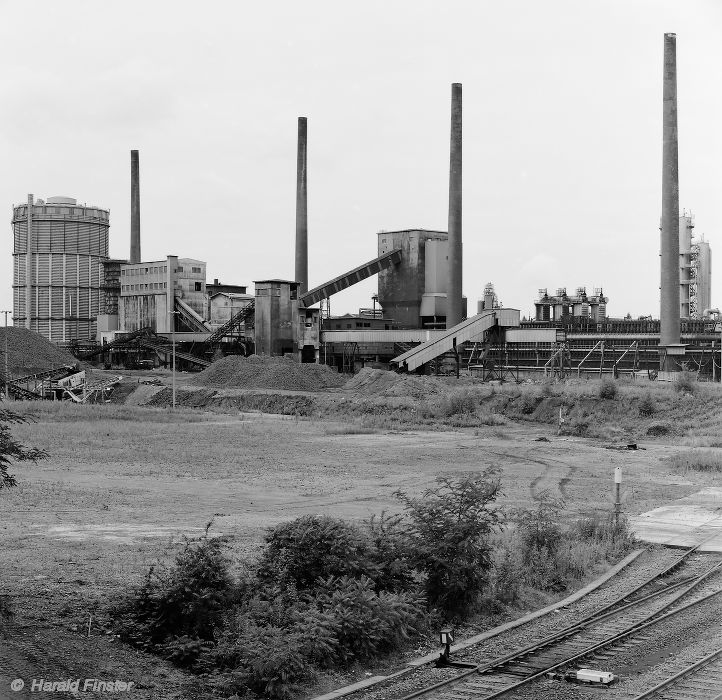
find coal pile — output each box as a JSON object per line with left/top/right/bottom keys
{"left": 190, "top": 355, "right": 346, "bottom": 392}
{"left": 0, "top": 327, "right": 78, "bottom": 377}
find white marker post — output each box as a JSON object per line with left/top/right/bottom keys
{"left": 614, "top": 467, "right": 622, "bottom": 532}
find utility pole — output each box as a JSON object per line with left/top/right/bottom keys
{"left": 1, "top": 311, "right": 11, "bottom": 400}
{"left": 169, "top": 310, "right": 179, "bottom": 410}
{"left": 613, "top": 466, "right": 623, "bottom": 532}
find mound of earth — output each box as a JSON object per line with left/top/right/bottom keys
{"left": 190, "top": 355, "right": 346, "bottom": 392}
{"left": 0, "top": 327, "right": 79, "bottom": 377}
{"left": 343, "top": 367, "right": 448, "bottom": 398}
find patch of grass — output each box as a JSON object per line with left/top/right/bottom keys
{"left": 673, "top": 370, "right": 696, "bottom": 394}
{"left": 665, "top": 449, "right": 722, "bottom": 473}
{"left": 323, "top": 424, "right": 378, "bottom": 435}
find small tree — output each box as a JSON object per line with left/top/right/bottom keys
{"left": 598, "top": 377, "right": 618, "bottom": 400}
{"left": 516, "top": 491, "right": 565, "bottom": 558}
{"left": 1, "top": 408, "right": 48, "bottom": 489}
{"left": 638, "top": 392, "right": 655, "bottom": 417}
{"left": 394, "top": 470, "right": 503, "bottom": 615}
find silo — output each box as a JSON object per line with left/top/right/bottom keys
{"left": 12, "top": 195, "right": 110, "bottom": 342}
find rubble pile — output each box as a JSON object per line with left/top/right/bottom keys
{"left": 190, "top": 355, "right": 346, "bottom": 392}
{"left": 0, "top": 327, "right": 78, "bottom": 377}
{"left": 343, "top": 367, "right": 452, "bottom": 399}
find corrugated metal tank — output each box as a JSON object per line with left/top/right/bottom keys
{"left": 12, "top": 196, "right": 109, "bottom": 341}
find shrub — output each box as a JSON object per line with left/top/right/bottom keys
{"left": 598, "top": 377, "right": 618, "bottom": 400}
{"left": 518, "top": 393, "right": 538, "bottom": 415}
{"left": 364, "top": 512, "right": 416, "bottom": 593}
{"left": 516, "top": 492, "right": 565, "bottom": 557}
{"left": 573, "top": 511, "right": 635, "bottom": 554}
{"left": 312, "top": 576, "right": 425, "bottom": 664}
{"left": 258, "top": 515, "right": 370, "bottom": 589}
{"left": 209, "top": 576, "right": 424, "bottom": 699}
{"left": 212, "top": 622, "right": 317, "bottom": 700}
{"left": 674, "top": 370, "right": 696, "bottom": 393}
{"left": 638, "top": 392, "right": 655, "bottom": 417}
{"left": 540, "top": 381, "right": 555, "bottom": 398}
{"left": 439, "top": 389, "right": 479, "bottom": 417}
{"left": 113, "top": 533, "right": 235, "bottom": 666}
{"left": 489, "top": 539, "right": 524, "bottom": 605}
{"left": 0, "top": 408, "right": 49, "bottom": 488}
{"left": 395, "top": 470, "right": 503, "bottom": 614}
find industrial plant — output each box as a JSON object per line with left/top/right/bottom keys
{"left": 4, "top": 33, "right": 719, "bottom": 399}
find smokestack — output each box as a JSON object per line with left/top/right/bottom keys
{"left": 447, "top": 83, "right": 463, "bottom": 328}
{"left": 660, "top": 34, "right": 680, "bottom": 358}
{"left": 130, "top": 149, "right": 141, "bottom": 264}
{"left": 295, "top": 117, "right": 308, "bottom": 294}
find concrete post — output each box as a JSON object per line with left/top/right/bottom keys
{"left": 660, "top": 34, "right": 680, "bottom": 362}
{"left": 447, "top": 84, "right": 463, "bottom": 329}
{"left": 25, "top": 194, "right": 33, "bottom": 329}
{"left": 295, "top": 117, "right": 308, "bottom": 294}
{"left": 130, "top": 150, "right": 141, "bottom": 264}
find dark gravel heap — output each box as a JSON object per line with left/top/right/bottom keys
{"left": 0, "top": 327, "right": 78, "bottom": 377}
{"left": 190, "top": 355, "right": 346, "bottom": 392}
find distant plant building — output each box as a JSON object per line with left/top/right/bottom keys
{"left": 534, "top": 287, "right": 607, "bottom": 322}
{"left": 11, "top": 195, "right": 109, "bottom": 342}
{"left": 679, "top": 214, "right": 712, "bottom": 319}
{"left": 117, "top": 257, "right": 208, "bottom": 333}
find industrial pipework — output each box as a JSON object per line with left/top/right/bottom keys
{"left": 660, "top": 33, "right": 680, "bottom": 355}
{"left": 130, "top": 150, "right": 141, "bottom": 264}
{"left": 295, "top": 117, "right": 308, "bottom": 294}
{"left": 447, "top": 83, "right": 463, "bottom": 328}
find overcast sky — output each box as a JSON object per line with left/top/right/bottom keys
{"left": 1, "top": 0, "right": 720, "bottom": 322}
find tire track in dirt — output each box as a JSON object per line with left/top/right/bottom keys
{"left": 472, "top": 447, "right": 578, "bottom": 501}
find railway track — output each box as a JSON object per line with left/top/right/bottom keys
{"left": 344, "top": 540, "right": 722, "bottom": 700}
{"left": 396, "top": 556, "right": 722, "bottom": 700}
{"left": 631, "top": 647, "right": 722, "bottom": 699}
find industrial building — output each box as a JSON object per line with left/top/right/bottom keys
{"left": 678, "top": 213, "right": 712, "bottom": 319}
{"left": 534, "top": 287, "right": 607, "bottom": 323}
{"left": 12, "top": 195, "right": 109, "bottom": 342}
{"left": 12, "top": 44, "right": 719, "bottom": 384}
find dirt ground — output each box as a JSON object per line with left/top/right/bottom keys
{"left": 0, "top": 398, "right": 716, "bottom": 699}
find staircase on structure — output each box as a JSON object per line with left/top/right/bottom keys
{"left": 205, "top": 300, "right": 255, "bottom": 347}
{"left": 390, "top": 309, "right": 520, "bottom": 373}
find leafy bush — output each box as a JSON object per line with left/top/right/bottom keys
{"left": 598, "top": 377, "right": 618, "bottom": 400}
{"left": 312, "top": 576, "right": 424, "bottom": 664}
{"left": 573, "top": 512, "right": 635, "bottom": 555}
{"left": 212, "top": 622, "right": 317, "bottom": 700}
{"left": 395, "top": 471, "right": 503, "bottom": 614}
{"left": 638, "top": 392, "right": 655, "bottom": 417}
{"left": 258, "top": 515, "right": 370, "bottom": 589}
{"left": 674, "top": 370, "right": 696, "bottom": 393}
{"left": 489, "top": 539, "right": 524, "bottom": 605}
{"left": 114, "top": 533, "right": 235, "bottom": 666}
{"left": 210, "top": 576, "right": 424, "bottom": 699}
{"left": 364, "top": 512, "right": 416, "bottom": 593}
{"left": 439, "top": 389, "right": 479, "bottom": 417}
{"left": 516, "top": 492, "right": 565, "bottom": 557}
{"left": 518, "top": 393, "right": 539, "bottom": 415}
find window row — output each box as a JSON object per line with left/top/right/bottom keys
{"left": 122, "top": 265, "right": 168, "bottom": 276}
{"left": 122, "top": 282, "right": 168, "bottom": 292}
